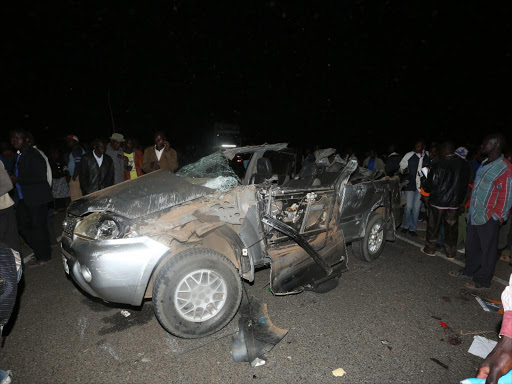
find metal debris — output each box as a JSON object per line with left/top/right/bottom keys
{"left": 231, "top": 294, "right": 287, "bottom": 366}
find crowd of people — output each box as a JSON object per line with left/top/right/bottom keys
{"left": 0, "top": 129, "right": 179, "bottom": 269}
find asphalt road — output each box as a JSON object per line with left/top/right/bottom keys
{"left": 1, "top": 216, "right": 510, "bottom": 384}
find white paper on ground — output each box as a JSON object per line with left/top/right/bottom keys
{"left": 468, "top": 336, "right": 498, "bottom": 359}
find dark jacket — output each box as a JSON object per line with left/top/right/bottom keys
{"left": 422, "top": 155, "right": 470, "bottom": 208}
{"left": 400, "top": 151, "right": 431, "bottom": 191}
{"left": 16, "top": 146, "right": 53, "bottom": 206}
{"left": 385, "top": 153, "right": 401, "bottom": 176}
{"left": 79, "top": 152, "right": 115, "bottom": 195}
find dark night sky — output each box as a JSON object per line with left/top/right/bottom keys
{"left": 3, "top": 1, "right": 512, "bottom": 153}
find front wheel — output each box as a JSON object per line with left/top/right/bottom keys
{"left": 152, "top": 248, "right": 242, "bottom": 338}
{"left": 351, "top": 213, "right": 386, "bottom": 262}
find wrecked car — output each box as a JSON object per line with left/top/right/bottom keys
{"left": 61, "top": 143, "right": 402, "bottom": 339}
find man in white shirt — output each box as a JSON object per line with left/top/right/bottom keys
{"left": 79, "top": 140, "right": 115, "bottom": 195}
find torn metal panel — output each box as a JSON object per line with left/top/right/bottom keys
{"left": 68, "top": 170, "right": 213, "bottom": 219}
{"left": 222, "top": 143, "right": 288, "bottom": 161}
{"left": 262, "top": 215, "right": 332, "bottom": 276}
{"left": 231, "top": 294, "right": 287, "bottom": 365}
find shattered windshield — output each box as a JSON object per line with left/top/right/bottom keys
{"left": 176, "top": 151, "right": 241, "bottom": 192}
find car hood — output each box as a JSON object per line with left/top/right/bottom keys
{"left": 67, "top": 170, "right": 214, "bottom": 219}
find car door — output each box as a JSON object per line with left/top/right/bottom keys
{"left": 263, "top": 184, "right": 344, "bottom": 294}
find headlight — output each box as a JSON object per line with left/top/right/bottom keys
{"left": 74, "top": 212, "right": 133, "bottom": 240}
{"left": 96, "top": 219, "right": 120, "bottom": 240}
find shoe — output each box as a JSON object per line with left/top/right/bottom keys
{"left": 408, "top": 231, "right": 418, "bottom": 237}
{"left": 421, "top": 247, "right": 436, "bottom": 256}
{"left": 27, "top": 259, "right": 51, "bottom": 268}
{"left": 465, "top": 281, "right": 491, "bottom": 290}
{"left": 400, "top": 228, "right": 408, "bottom": 234}
{"left": 448, "top": 269, "right": 471, "bottom": 278}
{"left": 457, "top": 248, "right": 465, "bottom": 254}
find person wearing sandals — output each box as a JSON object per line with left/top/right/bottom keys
{"left": 449, "top": 134, "right": 512, "bottom": 289}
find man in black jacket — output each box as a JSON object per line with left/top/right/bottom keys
{"left": 79, "top": 139, "right": 115, "bottom": 195}
{"left": 421, "top": 141, "right": 470, "bottom": 259}
{"left": 10, "top": 129, "right": 53, "bottom": 266}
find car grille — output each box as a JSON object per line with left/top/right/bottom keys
{"left": 63, "top": 215, "right": 80, "bottom": 237}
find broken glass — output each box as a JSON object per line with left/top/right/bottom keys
{"left": 176, "top": 151, "right": 241, "bottom": 192}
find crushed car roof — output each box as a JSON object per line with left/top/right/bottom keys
{"left": 222, "top": 143, "right": 288, "bottom": 160}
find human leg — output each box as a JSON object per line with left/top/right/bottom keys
{"left": 443, "top": 209, "right": 459, "bottom": 258}
{"left": 472, "top": 219, "right": 500, "bottom": 287}
{"left": 69, "top": 177, "right": 82, "bottom": 201}
{"left": 408, "top": 190, "right": 422, "bottom": 232}
{"left": 402, "top": 191, "right": 414, "bottom": 230}
{"left": 25, "top": 204, "right": 52, "bottom": 262}
{"left": 462, "top": 221, "right": 480, "bottom": 277}
{"left": 424, "top": 205, "right": 442, "bottom": 254}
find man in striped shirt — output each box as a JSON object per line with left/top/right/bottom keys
{"left": 450, "top": 134, "right": 512, "bottom": 289}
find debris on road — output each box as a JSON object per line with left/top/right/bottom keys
{"left": 120, "top": 310, "right": 131, "bottom": 317}
{"left": 381, "top": 340, "right": 392, "bottom": 351}
{"left": 467, "top": 336, "right": 498, "bottom": 359}
{"left": 441, "top": 296, "right": 451, "bottom": 303}
{"left": 231, "top": 294, "right": 287, "bottom": 367}
{"left": 439, "top": 321, "right": 462, "bottom": 345}
{"left": 474, "top": 296, "right": 503, "bottom": 314}
{"left": 459, "top": 330, "right": 496, "bottom": 337}
{"left": 332, "top": 368, "right": 346, "bottom": 377}
{"left": 458, "top": 289, "right": 475, "bottom": 302}
{"left": 430, "top": 358, "right": 449, "bottom": 370}
{"left": 98, "top": 341, "right": 120, "bottom": 361}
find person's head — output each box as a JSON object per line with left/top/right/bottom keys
{"left": 109, "top": 133, "right": 125, "bottom": 150}
{"left": 124, "top": 138, "right": 135, "bottom": 153}
{"left": 10, "top": 129, "right": 29, "bottom": 151}
{"left": 369, "top": 149, "right": 376, "bottom": 159}
{"left": 439, "top": 141, "right": 455, "bottom": 157}
{"left": 480, "top": 133, "right": 506, "bottom": 157}
{"left": 26, "top": 132, "right": 36, "bottom": 146}
{"left": 154, "top": 131, "right": 167, "bottom": 150}
{"left": 93, "top": 139, "right": 106, "bottom": 157}
{"left": 49, "top": 148, "right": 61, "bottom": 161}
{"left": 505, "top": 151, "right": 512, "bottom": 163}
{"left": 387, "top": 144, "right": 396, "bottom": 154}
{"left": 414, "top": 140, "right": 425, "bottom": 154}
{"left": 66, "top": 134, "right": 79, "bottom": 149}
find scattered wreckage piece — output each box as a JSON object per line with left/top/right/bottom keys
{"left": 231, "top": 294, "right": 287, "bottom": 366}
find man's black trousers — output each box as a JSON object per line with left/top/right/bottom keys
{"left": 463, "top": 218, "right": 500, "bottom": 287}
{"left": 16, "top": 200, "right": 51, "bottom": 262}
{"left": 424, "top": 206, "right": 459, "bottom": 258}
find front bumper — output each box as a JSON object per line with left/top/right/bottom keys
{"left": 61, "top": 234, "right": 169, "bottom": 306}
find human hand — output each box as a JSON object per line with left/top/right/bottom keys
{"left": 476, "top": 336, "right": 512, "bottom": 384}
{"left": 10, "top": 175, "right": 17, "bottom": 184}
{"left": 125, "top": 165, "right": 132, "bottom": 171}
{"left": 72, "top": 174, "right": 78, "bottom": 181}
{"left": 122, "top": 155, "right": 129, "bottom": 164}
{"left": 163, "top": 141, "right": 170, "bottom": 150}
{"left": 150, "top": 161, "right": 160, "bottom": 170}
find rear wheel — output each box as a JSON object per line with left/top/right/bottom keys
{"left": 152, "top": 248, "right": 242, "bottom": 338}
{"left": 351, "top": 213, "right": 386, "bottom": 262}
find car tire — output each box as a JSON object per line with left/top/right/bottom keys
{"left": 152, "top": 248, "right": 242, "bottom": 339}
{"left": 351, "top": 212, "right": 386, "bottom": 262}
